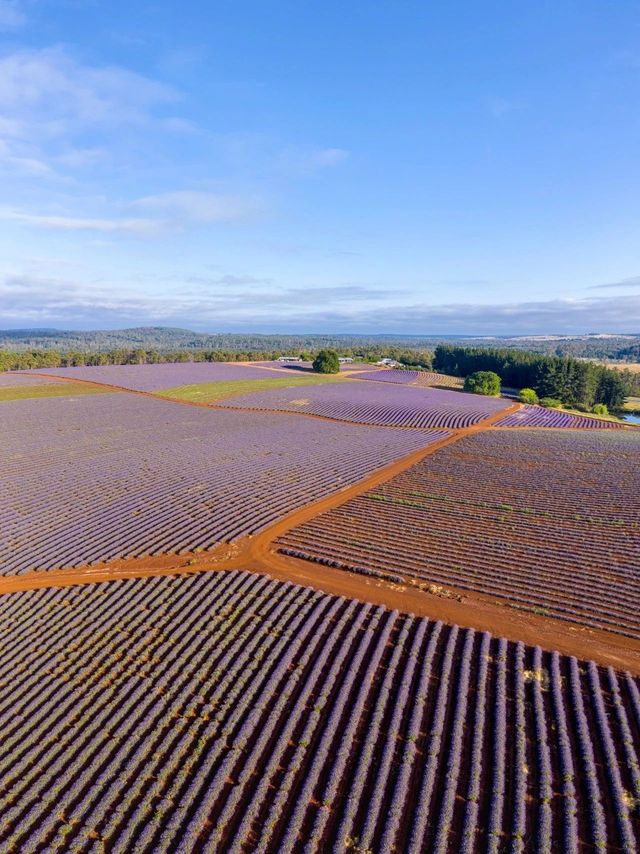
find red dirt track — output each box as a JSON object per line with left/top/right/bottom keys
{"left": 3, "top": 383, "right": 640, "bottom": 673}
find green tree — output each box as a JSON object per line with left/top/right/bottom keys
{"left": 312, "top": 349, "right": 341, "bottom": 374}
{"left": 519, "top": 387, "right": 539, "bottom": 405}
{"left": 464, "top": 371, "right": 501, "bottom": 396}
{"left": 592, "top": 403, "right": 608, "bottom": 416}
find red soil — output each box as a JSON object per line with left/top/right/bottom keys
{"left": 6, "top": 373, "right": 639, "bottom": 672}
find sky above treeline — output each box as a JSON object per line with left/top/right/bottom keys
{"left": 0, "top": 0, "right": 639, "bottom": 334}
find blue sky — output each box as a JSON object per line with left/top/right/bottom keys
{"left": 1, "top": 0, "right": 639, "bottom": 334}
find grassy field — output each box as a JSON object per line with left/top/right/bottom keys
{"left": 156, "top": 373, "right": 351, "bottom": 403}
{"left": 557, "top": 404, "right": 629, "bottom": 424}
{"left": 0, "top": 383, "right": 116, "bottom": 402}
{"left": 604, "top": 362, "right": 640, "bottom": 372}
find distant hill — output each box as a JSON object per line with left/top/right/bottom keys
{"left": 1, "top": 327, "right": 639, "bottom": 358}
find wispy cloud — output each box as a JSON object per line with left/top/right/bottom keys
{"left": 274, "top": 145, "right": 349, "bottom": 177}
{"left": 0, "top": 47, "right": 181, "bottom": 182}
{"left": 0, "top": 210, "right": 162, "bottom": 234}
{"left": 0, "top": 187, "right": 262, "bottom": 235}
{"left": 588, "top": 275, "right": 640, "bottom": 291}
{"left": 2, "top": 276, "right": 639, "bottom": 334}
{"left": 130, "top": 191, "right": 261, "bottom": 223}
{"left": 0, "top": 47, "right": 178, "bottom": 132}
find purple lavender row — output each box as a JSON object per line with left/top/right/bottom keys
{"left": 278, "top": 427, "right": 640, "bottom": 640}
{"left": 279, "top": 514, "right": 640, "bottom": 638}
{"left": 511, "top": 642, "right": 528, "bottom": 852}
{"left": 550, "top": 651, "right": 579, "bottom": 852}
{"left": 587, "top": 661, "right": 636, "bottom": 851}
{"left": 432, "top": 629, "right": 474, "bottom": 853}
{"left": 407, "top": 625, "right": 460, "bottom": 852}
{"left": 0, "top": 394, "right": 432, "bottom": 575}
{"left": 531, "top": 646, "right": 553, "bottom": 852}
{"left": 218, "top": 379, "right": 510, "bottom": 429}
{"left": 495, "top": 404, "right": 625, "bottom": 429}
{"left": 1, "top": 571, "right": 639, "bottom": 851}
{"left": 568, "top": 657, "right": 608, "bottom": 851}
{"left": 351, "top": 369, "right": 421, "bottom": 383}
{"left": 227, "top": 598, "right": 359, "bottom": 854}
{"left": 487, "top": 638, "right": 508, "bottom": 854}
{"left": 459, "top": 632, "right": 491, "bottom": 854}
{"left": 0, "top": 372, "right": 65, "bottom": 386}
{"left": 25, "top": 361, "right": 283, "bottom": 390}
{"left": 368, "top": 620, "right": 443, "bottom": 853}
{"left": 332, "top": 617, "right": 418, "bottom": 852}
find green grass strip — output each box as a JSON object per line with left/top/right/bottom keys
{"left": 155, "top": 373, "right": 350, "bottom": 403}
{"left": 0, "top": 383, "right": 116, "bottom": 402}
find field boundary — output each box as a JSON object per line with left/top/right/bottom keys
{"left": 19, "top": 369, "right": 506, "bottom": 432}
{"left": 5, "top": 375, "right": 640, "bottom": 671}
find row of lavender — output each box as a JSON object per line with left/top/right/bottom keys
{"left": 0, "top": 570, "right": 637, "bottom": 853}
{"left": 218, "top": 381, "right": 511, "bottom": 430}
{"left": 24, "top": 362, "right": 289, "bottom": 391}
{"left": 0, "top": 373, "right": 64, "bottom": 387}
{"left": 278, "top": 429, "right": 640, "bottom": 639}
{"left": 352, "top": 369, "right": 464, "bottom": 388}
{"left": 0, "top": 394, "right": 437, "bottom": 575}
{"left": 496, "top": 404, "right": 627, "bottom": 430}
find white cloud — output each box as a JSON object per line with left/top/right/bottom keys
{"left": 2, "top": 275, "right": 639, "bottom": 333}
{"left": 0, "top": 190, "right": 261, "bottom": 234}
{"left": 588, "top": 276, "right": 640, "bottom": 291}
{"left": 131, "top": 190, "right": 261, "bottom": 223}
{"left": 0, "top": 210, "right": 161, "bottom": 234}
{"left": 275, "top": 145, "right": 349, "bottom": 177}
{"left": 0, "top": 0, "right": 25, "bottom": 31}
{"left": 0, "top": 47, "right": 178, "bottom": 132}
{"left": 0, "top": 47, "right": 181, "bottom": 184}
{"left": 0, "top": 140, "right": 53, "bottom": 175}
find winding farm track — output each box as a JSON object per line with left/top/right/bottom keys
{"left": 0, "top": 376, "right": 640, "bottom": 674}
{"left": 4, "top": 370, "right": 640, "bottom": 671}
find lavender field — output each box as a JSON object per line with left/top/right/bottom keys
{"left": 279, "top": 429, "right": 640, "bottom": 639}
{"left": 0, "top": 570, "right": 637, "bottom": 853}
{"left": 353, "top": 369, "right": 465, "bottom": 388}
{"left": 25, "top": 362, "right": 287, "bottom": 391}
{"left": 350, "top": 369, "right": 422, "bottom": 383}
{"left": 218, "top": 381, "right": 511, "bottom": 429}
{"left": 496, "top": 404, "right": 627, "bottom": 429}
{"left": 0, "top": 393, "right": 437, "bottom": 575}
{"left": 0, "top": 373, "right": 64, "bottom": 387}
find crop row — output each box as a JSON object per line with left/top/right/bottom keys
{"left": 351, "top": 369, "right": 424, "bottom": 384}
{"left": 278, "top": 428, "right": 640, "bottom": 639}
{"left": 353, "top": 369, "right": 464, "bottom": 388}
{"left": 25, "top": 362, "right": 285, "bottom": 391}
{"left": 218, "top": 381, "right": 510, "bottom": 430}
{"left": 496, "top": 404, "right": 626, "bottom": 429}
{"left": 0, "top": 372, "right": 64, "bottom": 387}
{"left": 0, "top": 394, "right": 434, "bottom": 575}
{"left": 0, "top": 570, "right": 638, "bottom": 853}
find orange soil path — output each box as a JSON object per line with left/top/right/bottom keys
{"left": 5, "top": 374, "right": 640, "bottom": 671}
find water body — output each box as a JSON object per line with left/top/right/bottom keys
{"left": 623, "top": 413, "right": 640, "bottom": 425}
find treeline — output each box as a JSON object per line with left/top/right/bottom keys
{"left": 0, "top": 327, "right": 442, "bottom": 354}
{"left": 0, "top": 345, "right": 433, "bottom": 373}
{"left": 433, "top": 345, "right": 629, "bottom": 409}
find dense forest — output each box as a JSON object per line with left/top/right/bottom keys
{"left": 433, "top": 345, "right": 632, "bottom": 409}
{"left": 1, "top": 327, "right": 639, "bottom": 359}
{"left": 2, "top": 328, "right": 639, "bottom": 406}
{"left": 0, "top": 327, "right": 448, "bottom": 353}
{"left": 0, "top": 345, "right": 433, "bottom": 373}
